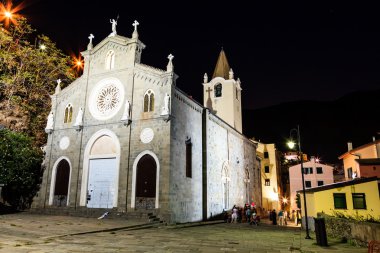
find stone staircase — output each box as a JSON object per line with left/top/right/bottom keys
{"left": 28, "top": 207, "right": 165, "bottom": 224}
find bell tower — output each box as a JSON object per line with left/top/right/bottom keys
{"left": 203, "top": 49, "right": 242, "bottom": 133}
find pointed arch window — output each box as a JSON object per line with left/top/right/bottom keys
{"left": 185, "top": 138, "right": 192, "bottom": 178}
{"left": 143, "top": 89, "right": 155, "bottom": 112}
{"left": 105, "top": 50, "right": 115, "bottom": 70}
{"left": 214, "top": 83, "right": 222, "bottom": 97}
{"left": 64, "top": 104, "right": 73, "bottom": 123}
{"left": 222, "top": 164, "right": 230, "bottom": 210}
{"left": 244, "top": 168, "right": 250, "bottom": 204}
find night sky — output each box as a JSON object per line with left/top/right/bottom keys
{"left": 18, "top": 1, "right": 380, "bottom": 110}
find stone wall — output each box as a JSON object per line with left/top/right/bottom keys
{"left": 322, "top": 214, "right": 380, "bottom": 246}
{"left": 206, "top": 111, "right": 259, "bottom": 217}
{"left": 169, "top": 89, "right": 203, "bottom": 223}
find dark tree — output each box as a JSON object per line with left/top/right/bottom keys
{"left": 0, "top": 129, "right": 43, "bottom": 210}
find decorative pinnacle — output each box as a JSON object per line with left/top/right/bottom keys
{"left": 55, "top": 79, "right": 62, "bottom": 94}
{"left": 167, "top": 54, "right": 174, "bottom": 72}
{"left": 203, "top": 73, "right": 208, "bottom": 83}
{"left": 229, "top": 68, "right": 234, "bottom": 80}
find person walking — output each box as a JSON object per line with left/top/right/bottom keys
{"left": 278, "top": 209, "right": 284, "bottom": 226}
{"left": 245, "top": 207, "right": 251, "bottom": 223}
{"left": 295, "top": 210, "right": 301, "bottom": 226}
{"left": 231, "top": 205, "right": 238, "bottom": 223}
{"left": 271, "top": 209, "right": 277, "bottom": 225}
{"left": 284, "top": 210, "right": 288, "bottom": 225}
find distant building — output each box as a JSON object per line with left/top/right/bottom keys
{"left": 289, "top": 157, "right": 334, "bottom": 211}
{"left": 284, "top": 151, "right": 307, "bottom": 162}
{"left": 253, "top": 141, "right": 282, "bottom": 213}
{"left": 338, "top": 139, "right": 380, "bottom": 180}
{"left": 298, "top": 177, "right": 380, "bottom": 223}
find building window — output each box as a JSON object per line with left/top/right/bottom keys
{"left": 333, "top": 193, "right": 347, "bottom": 209}
{"left": 264, "top": 152, "right": 269, "bottom": 158}
{"left": 317, "top": 181, "right": 324, "bottom": 186}
{"left": 305, "top": 181, "right": 311, "bottom": 188}
{"left": 265, "top": 179, "right": 270, "bottom": 186}
{"left": 304, "top": 167, "right": 313, "bottom": 174}
{"left": 352, "top": 193, "right": 366, "bottom": 209}
{"left": 185, "top": 138, "right": 192, "bottom": 178}
{"left": 347, "top": 167, "right": 353, "bottom": 179}
{"left": 214, "top": 83, "right": 222, "bottom": 97}
{"left": 64, "top": 104, "right": 73, "bottom": 123}
{"left": 143, "top": 89, "right": 155, "bottom": 112}
{"left": 105, "top": 50, "right": 115, "bottom": 70}
{"left": 316, "top": 167, "right": 323, "bottom": 174}
{"left": 264, "top": 166, "right": 269, "bottom": 173}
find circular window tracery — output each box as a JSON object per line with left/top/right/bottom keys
{"left": 97, "top": 84, "right": 120, "bottom": 114}
{"left": 89, "top": 77, "right": 125, "bottom": 120}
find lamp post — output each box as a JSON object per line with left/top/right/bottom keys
{"left": 288, "top": 125, "right": 311, "bottom": 239}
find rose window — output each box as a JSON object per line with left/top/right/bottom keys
{"left": 89, "top": 78, "right": 124, "bottom": 120}
{"left": 96, "top": 84, "right": 120, "bottom": 114}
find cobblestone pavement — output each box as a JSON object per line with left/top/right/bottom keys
{"left": 0, "top": 213, "right": 367, "bottom": 253}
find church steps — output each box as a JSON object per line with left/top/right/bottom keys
{"left": 28, "top": 207, "right": 163, "bottom": 223}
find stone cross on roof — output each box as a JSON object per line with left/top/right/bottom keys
{"left": 168, "top": 54, "right": 174, "bottom": 61}
{"left": 132, "top": 20, "right": 139, "bottom": 38}
{"left": 87, "top": 34, "right": 94, "bottom": 50}
{"left": 133, "top": 20, "right": 139, "bottom": 30}
{"left": 88, "top": 34, "right": 94, "bottom": 42}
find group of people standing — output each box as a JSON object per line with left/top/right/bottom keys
{"left": 226, "top": 204, "right": 260, "bottom": 225}
{"left": 269, "top": 209, "right": 302, "bottom": 226}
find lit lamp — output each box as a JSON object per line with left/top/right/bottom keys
{"left": 282, "top": 196, "right": 288, "bottom": 208}
{"left": 287, "top": 125, "right": 311, "bottom": 239}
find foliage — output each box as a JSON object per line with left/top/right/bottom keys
{"left": 0, "top": 129, "right": 43, "bottom": 209}
{"left": 331, "top": 210, "right": 380, "bottom": 224}
{"left": 0, "top": 17, "right": 74, "bottom": 147}
{"left": 295, "top": 193, "right": 301, "bottom": 209}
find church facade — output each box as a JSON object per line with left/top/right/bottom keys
{"left": 33, "top": 21, "right": 261, "bottom": 223}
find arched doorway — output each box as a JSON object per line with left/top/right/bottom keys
{"left": 49, "top": 158, "right": 71, "bottom": 206}
{"left": 80, "top": 129, "right": 120, "bottom": 208}
{"left": 135, "top": 154, "right": 157, "bottom": 209}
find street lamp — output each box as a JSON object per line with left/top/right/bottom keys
{"left": 0, "top": 1, "right": 23, "bottom": 28}
{"left": 287, "top": 125, "right": 311, "bottom": 239}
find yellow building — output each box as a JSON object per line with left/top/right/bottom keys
{"left": 299, "top": 177, "right": 380, "bottom": 220}
{"left": 253, "top": 141, "right": 282, "bottom": 213}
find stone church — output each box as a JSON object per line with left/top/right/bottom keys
{"left": 33, "top": 21, "right": 261, "bottom": 223}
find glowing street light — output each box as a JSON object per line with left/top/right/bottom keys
{"left": 287, "top": 140, "right": 296, "bottom": 149}
{"left": 71, "top": 54, "right": 84, "bottom": 77}
{"left": 4, "top": 11, "right": 11, "bottom": 18}
{"left": 39, "top": 44, "right": 46, "bottom": 50}
{"left": 76, "top": 60, "right": 82, "bottom": 67}
{"left": 287, "top": 125, "right": 311, "bottom": 239}
{"left": 0, "top": 1, "right": 24, "bottom": 27}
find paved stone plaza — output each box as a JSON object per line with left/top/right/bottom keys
{"left": 0, "top": 213, "right": 367, "bottom": 253}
